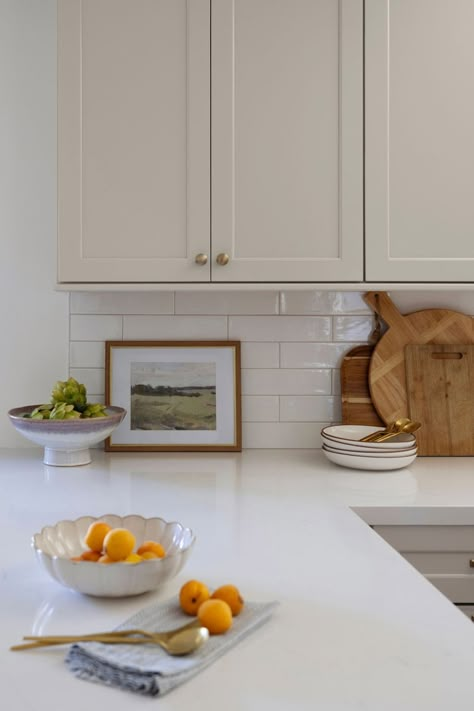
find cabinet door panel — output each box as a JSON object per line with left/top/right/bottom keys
{"left": 58, "top": 0, "right": 210, "bottom": 283}
{"left": 426, "top": 575, "right": 474, "bottom": 604}
{"left": 366, "top": 0, "right": 474, "bottom": 282}
{"left": 212, "top": 0, "right": 363, "bottom": 282}
{"left": 372, "top": 525, "right": 474, "bottom": 552}
{"left": 402, "top": 552, "right": 474, "bottom": 576}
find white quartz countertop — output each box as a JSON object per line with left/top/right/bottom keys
{"left": 2, "top": 448, "right": 474, "bottom": 709}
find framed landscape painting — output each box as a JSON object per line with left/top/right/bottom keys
{"left": 105, "top": 341, "right": 241, "bottom": 452}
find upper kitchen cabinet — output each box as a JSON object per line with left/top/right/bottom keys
{"left": 211, "top": 0, "right": 363, "bottom": 283}
{"left": 365, "top": 0, "right": 474, "bottom": 282}
{"left": 58, "top": 0, "right": 363, "bottom": 285}
{"left": 57, "top": 0, "right": 210, "bottom": 283}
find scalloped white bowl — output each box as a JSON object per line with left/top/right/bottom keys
{"left": 33, "top": 514, "right": 195, "bottom": 597}
{"left": 8, "top": 405, "right": 126, "bottom": 466}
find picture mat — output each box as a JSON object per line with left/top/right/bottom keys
{"left": 110, "top": 346, "right": 237, "bottom": 445}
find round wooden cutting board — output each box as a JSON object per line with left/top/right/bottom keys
{"left": 364, "top": 292, "right": 474, "bottom": 424}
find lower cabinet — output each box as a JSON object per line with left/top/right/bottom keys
{"left": 456, "top": 605, "right": 474, "bottom": 621}
{"left": 373, "top": 524, "right": 474, "bottom": 605}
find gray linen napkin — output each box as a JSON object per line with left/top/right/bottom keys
{"left": 65, "top": 597, "right": 278, "bottom": 696}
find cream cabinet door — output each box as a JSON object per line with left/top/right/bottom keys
{"left": 366, "top": 0, "right": 474, "bottom": 282}
{"left": 58, "top": 0, "right": 210, "bottom": 283}
{"left": 211, "top": 0, "right": 363, "bottom": 283}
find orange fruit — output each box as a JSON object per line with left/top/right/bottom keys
{"left": 211, "top": 584, "right": 244, "bottom": 616}
{"left": 84, "top": 521, "right": 112, "bottom": 553}
{"left": 103, "top": 528, "right": 136, "bottom": 561}
{"left": 136, "top": 541, "right": 166, "bottom": 558}
{"left": 179, "top": 579, "right": 210, "bottom": 615}
{"left": 97, "top": 554, "right": 115, "bottom": 564}
{"left": 124, "top": 553, "right": 143, "bottom": 564}
{"left": 198, "top": 599, "right": 233, "bottom": 634}
{"left": 79, "top": 550, "right": 102, "bottom": 562}
{"left": 140, "top": 551, "right": 159, "bottom": 560}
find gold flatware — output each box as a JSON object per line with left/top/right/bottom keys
{"left": 359, "top": 417, "right": 413, "bottom": 442}
{"left": 368, "top": 420, "right": 421, "bottom": 443}
{"left": 11, "top": 620, "right": 209, "bottom": 656}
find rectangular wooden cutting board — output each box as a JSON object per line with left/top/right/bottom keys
{"left": 405, "top": 344, "right": 474, "bottom": 456}
{"left": 341, "top": 345, "right": 383, "bottom": 426}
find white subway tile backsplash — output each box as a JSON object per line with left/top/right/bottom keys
{"left": 242, "top": 396, "right": 279, "bottom": 422}
{"left": 175, "top": 291, "right": 279, "bottom": 315}
{"left": 280, "top": 342, "right": 355, "bottom": 369}
{"left": 280, "top": 396, "right": 340, "bottom": 422}
{"left": 123, "top": 316, "right": 228, "bottom": 340}
{"left": 67, "top": 289, "right": 386, "bottom": 449}
{"left": 70, "top": 341, "right": 105, "bottom": 368}
{"left": 229, "top": 316, "right": 331, "bottom": 342}
{"left": 241, "top": 342, "right": 279, "bottom": 368}
{"left": 70, "top": 315, "right": 123, "bottom": 341}
{"left": 333, "top": 316, "right": 374, "bottom": 342}
{"left": 242, "top": 422, "right": 326, "bottom": 448}
{"left": 69, "top": 368, "right": 104, "bottom": 395}
{"left": 71, "top": 291, "right": 174, "bottom": 315}
{"left": 242, "top": 369, "right": 331, "bottom": 395}
{"left": 280, "top": 290, "right": 371, "bottom": 314}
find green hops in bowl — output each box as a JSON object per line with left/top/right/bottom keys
{"left": 51, "top": 378, "right": 87, "bottom": 412}
{"left": 24, "top": 378, "right": 107, "bottom": 420}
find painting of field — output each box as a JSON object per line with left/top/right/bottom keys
{"left": 130, "top": 361, "right": 216, "bottom": 431}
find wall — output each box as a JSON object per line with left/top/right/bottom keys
{"left": 69, "top": 290, "right": 474, "bottom": 449}
{"left": 0, "top": 1, "right": 69, "bottom": 447}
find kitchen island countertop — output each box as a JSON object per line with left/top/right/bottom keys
{"left": 2, "top": 447, "right": 474, "bottom": 710}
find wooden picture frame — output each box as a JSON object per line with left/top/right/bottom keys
{"left": 105, "top": 341, "right": 241, "bottom": 452}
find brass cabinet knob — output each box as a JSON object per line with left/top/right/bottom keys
{"left": 470, "top": 559, "right": 474, "bottom": 568}
{"left": 216, "top": 253, "right": 230, "bottom": 266}
{"left": 194, "top": 253, "right": 208, "bottom": 266}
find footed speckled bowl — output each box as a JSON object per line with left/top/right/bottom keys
{"left": 8, "top": 405, "right": 126, "bottom": 466}
{"left": 33, "top": 514, "right": 195, "bottom": 597}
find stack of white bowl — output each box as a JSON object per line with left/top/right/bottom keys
{"left": 321, "top": 425, "right": 417, "bottom": 471}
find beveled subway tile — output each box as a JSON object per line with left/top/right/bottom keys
{"left": 241, "top": 342, "right": 279, "bottom": 369}
{"left": 332, "top": 369, "right": 342, "bottom": 396}
{"left": 70, "top": 315, "right": 122, "bottom": 341}
{"left": 280, "top": 342, "right": 355, "bottom": 369}
{"left": 333, "top": 316, "right": 374, "bottom": 342}
{"left": 229, "top": 316, "right": 331, "bottom": 342}
{"left": 69, "top": 368, "right": 104, "bottom": 395}
{"left": 70, "top": 341, "right": 105, "bottom": 368}
{"left": 242, "top": 369, "right": 331, "bottom": 395}
{"left": 280, "top": 291, "right": 371, "bottom": 314}
{"left": 241, "top": 396, "right": 279, "bottom": 422}
{"left": 242, "top": 422, "right": 326, "bottom": 448}
{"left": 70, "top": 291, "right": 174, "bottom": 314}
{"left": 280, "top": 396, "right": 340, "bottom": 422}
{"left": 123, "top": 315, "right": 228, "bottom": 340}
{"left": 175, "top": 291, "right": 279, "bottom": 315}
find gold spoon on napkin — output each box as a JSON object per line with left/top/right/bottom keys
{"left": 11, "top": 620, "right": 209, "bottom": 656}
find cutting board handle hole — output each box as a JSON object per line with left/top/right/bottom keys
{"left": 431, "top": 352, "right": 463, "bottom": 360}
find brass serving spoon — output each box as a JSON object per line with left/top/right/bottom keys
{"left": 11, "top": 620, "right": 209, "bottom": 656}
{"left": 359, "top": 417, "right": 413, "bottom": 442}
{"left": 368, "top": 419, "right": 421, "bottom": 443}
